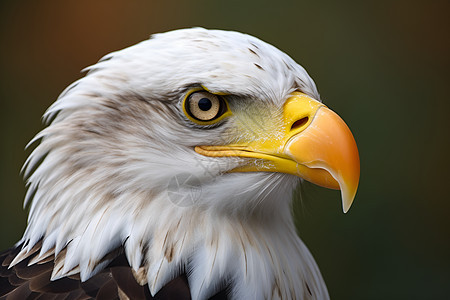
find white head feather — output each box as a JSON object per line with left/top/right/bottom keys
{"left": 14, "top": 28, "right": 328, "bottom": 299}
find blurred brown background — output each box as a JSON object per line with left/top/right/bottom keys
{"left": 1, "top": 0, "right": 449, "bottom": 299}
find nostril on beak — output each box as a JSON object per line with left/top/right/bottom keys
{"left": 290, "top": 117, "right": 309, "bottom": 131}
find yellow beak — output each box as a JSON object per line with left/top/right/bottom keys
{"left": 195, "top": 92, "right": 360, "bottom": 212}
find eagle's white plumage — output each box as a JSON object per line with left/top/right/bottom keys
{"left": 7, "top": 28, "right": 350, "bottom": 299}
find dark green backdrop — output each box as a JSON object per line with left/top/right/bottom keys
{"left": 1, "top": 0, "right": 448, "bottom": 299}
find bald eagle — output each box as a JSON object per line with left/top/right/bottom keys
{"left": 0, "top": 28, "right": 359, "bottom": 300}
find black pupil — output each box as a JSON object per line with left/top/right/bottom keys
{"left": 198, "top": 98, "right": 212, "bottom": 111}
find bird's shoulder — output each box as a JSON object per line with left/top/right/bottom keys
{"left": 0, "top": 244, "right": 228, "bottom": 300}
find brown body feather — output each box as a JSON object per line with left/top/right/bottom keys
{"left": 0, "top": 245, "right": 228, "bottom": 300}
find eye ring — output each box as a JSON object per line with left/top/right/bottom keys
{"left": 183, "top": 89, "right": 231, "bottom": 125}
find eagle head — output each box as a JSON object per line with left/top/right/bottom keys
{"left": 14, "top": 28, "right": 359, "bottom": 299}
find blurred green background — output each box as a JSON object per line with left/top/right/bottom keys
{"left": 1, "top": 0, "right": 448, "bottom": 299}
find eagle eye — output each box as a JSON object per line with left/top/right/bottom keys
{"left": 183, "top": 90, "right": 230, "bottom": 124}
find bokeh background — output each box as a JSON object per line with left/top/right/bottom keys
{"left": 1, "top": 0, "right": 448, "bottom": 299}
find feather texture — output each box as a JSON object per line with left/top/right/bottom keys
{"left": 0, "top": 244, "right": 229, "bottom": 299}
